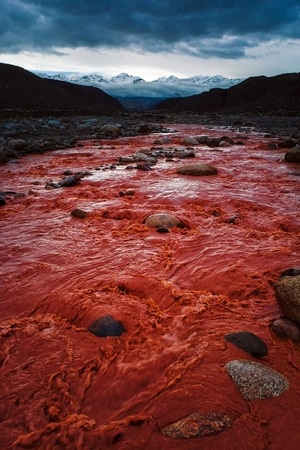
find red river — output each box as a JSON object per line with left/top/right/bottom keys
{"left": 0, "top": 123, "right": 299, "bottom": 449}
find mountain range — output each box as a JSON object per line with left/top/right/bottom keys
{"left": 1, "top": 63, "right": 299, "bottom": 117}
{"left": 35, "top": 71, "right": 244, "bottom": 109}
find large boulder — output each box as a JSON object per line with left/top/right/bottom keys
{"left": 144, "top": 213, "right": 187, "bottom": 230}
{"left": 176, "top": 163, "right": 218, "bottom": 176}
{"left": 180, "top": 137, "right": 199, "bottom": 146}
{"left": 271, "top": 318, "right": 300, "bottom": 342}
{"left": 160, "top": 411, "right": 232, "bottom": 439}
{"left": 226, "top": 360, "right": 289, "bottom": 401}
{"left": 284, "top": 145, "right": 300, "bottom": 162}
{"left": 88, "top": 315, "right": 125, "bottom": 337}
{"left": 274, "top": 275, "right": 300, "bottom": 324}
{"left": 225, "top": 331, "right": 268, "bottom": 357}
{"left": 8, "top": 139, "right": 26, "bottom": 150}
{"left": 100, "top": 124, "right": 121, "bottom": 137}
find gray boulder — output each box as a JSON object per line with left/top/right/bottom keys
{"left": 100, "top": 124, "right": 121, "bottom": 137}
{"left": 226, "top": 360, "right": 289, "bottom": 401}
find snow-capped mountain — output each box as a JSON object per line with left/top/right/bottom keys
{"left": 35, "top": 71, "right": 244, "bottom": 100}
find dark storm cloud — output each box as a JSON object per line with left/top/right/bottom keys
{"left": 1, "top": 0, "right": 299, "bottom": 58}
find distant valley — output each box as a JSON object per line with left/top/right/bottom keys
{"left": 35, "top": 71, "right": 244, "bottom": 109}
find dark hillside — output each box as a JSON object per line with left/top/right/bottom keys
{"left": 154, "top": 73, "right": 300, "bottom": 115}
{"left": 0, "top": 63, "right": 124, "bottom": 116}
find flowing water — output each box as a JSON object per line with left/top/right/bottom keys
{"left": 0, "top": 124, "right": 299, "bottom": 449}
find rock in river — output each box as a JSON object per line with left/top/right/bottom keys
{"left": 271, "top": 318, "right": 300, "bottom": 342}
{"left": 88, "top": 315, "right": 125, "bottom": 337}
{"left": 144, "top": 213, "right": 187, "bottom": 230}
{"left": 226, "top": 360, "right": 289, "bottom": 401}
{"left": 284, "top": 145, "right": 300, "bottom": 162}
{"left": 161, "top": 411, "right": 232, "bottom": 439}
{"left": 225, "top": 331, "right": 268, "bottom": 357}
{"left": 71, "top": 208, "right": 88, "bottom": 219}
{"left": 274, "top": 275, "right": 300, "bottom": 325}
{"left": 176, "top": 163, "right": 218, "bottom": 176}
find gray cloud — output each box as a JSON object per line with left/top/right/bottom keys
{"left": 0, "top": 0, "right": 299, "bottom": 59}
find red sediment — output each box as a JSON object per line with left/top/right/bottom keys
{"left": 0, "top": 124, "right": 299, "bottom": 449}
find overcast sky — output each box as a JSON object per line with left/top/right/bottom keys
{"left": 0, "top": 0, "right": 299, "bottom": 80}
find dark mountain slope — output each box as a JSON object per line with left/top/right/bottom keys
{"left": 154, "top": 73, "right": 300, "bottom": 115}
{"left": 0, "top": 63, "right": 124, "bottom": 116}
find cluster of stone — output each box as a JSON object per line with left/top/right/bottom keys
{"left": 0, "top": 115, "right": 169, "bottom": 159}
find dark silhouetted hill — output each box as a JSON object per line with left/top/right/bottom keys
{"left": 154, "top": 73, "right": 300, "bottom": 115}
{"left": 0, "top": 63, "right": 124, "bottom": 116}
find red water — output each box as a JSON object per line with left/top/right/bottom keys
{"left": 0, "top": 124, "right": 299, "bottom": 449}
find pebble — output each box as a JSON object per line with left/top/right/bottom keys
{"left": 224, "top": 214, "right": 240, "bottom": 224}
{"left": 161, "top": 411, "right": 232, "bottom": 439}
{"left": 226, "top": 360, "right": 289, "bottom": 401}
{"left": 119, "top": 189, "right": 134, "bottom": 197}
{"left": 225, "top": 331, "right": 268, "bottom": 357}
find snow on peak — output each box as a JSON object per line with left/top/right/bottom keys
{"left": 109, "top": 73, "right": 145, "bottom": 84}
{"left": 34, "top": 70, "right": 243, "bottom": 99}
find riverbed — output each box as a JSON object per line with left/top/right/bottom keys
{"left": 0, "top": 123, "right": 299, "bottom": 449}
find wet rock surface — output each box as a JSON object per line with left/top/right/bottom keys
{"left": 226, "top": 360, "right": 289, "bottom": 401}
{"left": 225, "top": 331, "right": 268, "bottom": 357}
{"left": 88, "top": 315, "right": 125, "bottom": 337}
{"left": 144, "top": 213, "right": 187, "bottom": 229}
{"left": 274, "top": 275, "right": 300, "bottom": 325}
{"left": 71, "top": 208, "right": 88, "bottom": 219}
{"left": 160, "top": 411, "right": 232, "bottom": 439}
{"left": 284, "top": 145, "right": 300, "bottom": 162}
{"left": 271, "top": 318, "right": 300, "bottom": 342}
{"left": 176, "top": 163, "right": 218, "bottom": 176}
